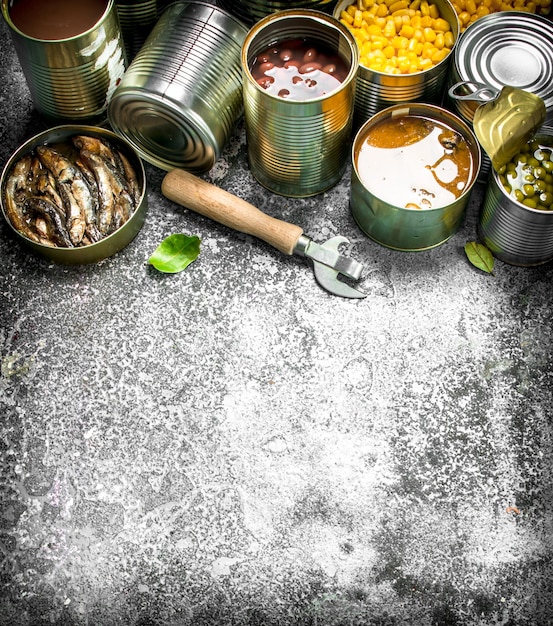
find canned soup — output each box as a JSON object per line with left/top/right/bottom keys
{"left": 355, "top": 114, "right": 475, "bottom": 209}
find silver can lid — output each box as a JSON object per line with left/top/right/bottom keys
{"left": 453, "top": 11, "right": 553, "bottom": 121}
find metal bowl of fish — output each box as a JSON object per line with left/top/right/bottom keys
{"left": 1, "top": 125, "right": 147, "bottom": 264}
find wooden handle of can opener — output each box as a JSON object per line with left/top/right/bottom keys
{"left": 162, "top": 169, "right": 304, "bottom": 255}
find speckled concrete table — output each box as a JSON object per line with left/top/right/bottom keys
{"left": 1, "top": 13, "right": 553, "bottom": 626}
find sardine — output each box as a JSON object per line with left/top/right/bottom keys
{"left": 3, "top": 155, "right": 41, "bottom": 242}
{"left": 24, "top": 196, "right": 74, "bottom": 247}
{"left": 117, "top": 149, "right": 141, "bottom": 207}
{"left": 36, "top": 146, "right": 89, "bottom": 245}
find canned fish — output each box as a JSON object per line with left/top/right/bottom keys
{"left": 478, "top": 131, "right": 553, "bottom": 266}
{"left": 218, "top": 0, "right": 337, "bottom": 26}
{"left": 334, "top": 0, "right": 459, "bottom": 130}
{"left": 1, "top": 0, "right": 127, "bottom": 124}
{"left": 447, "top": 11, "right": 553, "bottom": 179}
{"left": 108, "top": 2, "right": 248, "bottom": 174}
{"left": 242, "top": 9, "right": 359, "bottom": 197}
{"left": 350, "top": 103, "right": 481, "bottom": 251}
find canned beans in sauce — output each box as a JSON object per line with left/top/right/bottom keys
{"left": 355, "top": 115, "right": 474, "bottom": 209}
{"left": 250, "top": 38, "right": 349, "bottom": 100}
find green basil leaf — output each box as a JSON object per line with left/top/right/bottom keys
{"left": 464, "top": 241, "right": 495, "bottom": 274}
{"left": 148, "top": 234, "right": 201, "bottom": 273}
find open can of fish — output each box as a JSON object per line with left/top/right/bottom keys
{"left": 242, "top": 9, "right": 359, "bottom": 197}
{"left": 108, "top": 1, "right": 248, "bottom": 174}
{"left": 217, "top": 0, "right": 337, "bottom": 26}
{"left": 0, "top": 125, "right": 147, "bottom": 265}
{"left": 446, "top": 11, "right": 553, "bottom": 181}
{"left": 1, "top": 0, "right": 126, "bottom": 124}
{"left": 478, "top": 131, "right": 553, "bottom": 267}
{"left": 350, "top": 103, "right": 481, "bottom": 251}
{"left": 333, "top": 0, "right": 459, "bottom": 130}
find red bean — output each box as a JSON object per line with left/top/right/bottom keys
{"left": 278, "top": 89, "right": 290, "bottom": 98}
{"left": 300, "top": 62, "right": 322, "bottom": 74}
{"left": 257, "top": 76, "right": 274, "bottom": 89}
{"left": 303, "top": 48, "right": 318, "bottom": 63}
{"left": 279, "top": 49, "right": 293, "bottom": 62}
{"left": 284, "top": 60, "right": 301, "bottom": 69}
{"left": 258, "top": 62, "right": 274, "bottom": 73}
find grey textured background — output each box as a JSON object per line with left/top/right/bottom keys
{"left": 1, "top": 10, "right": 553, "bottom": 626}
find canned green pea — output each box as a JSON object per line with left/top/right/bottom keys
{"left": 479, "top": 132, "right": 553, "bottom": 266}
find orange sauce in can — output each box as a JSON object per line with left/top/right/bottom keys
{"left": 355, "top": 115, "right": 474, "bottom": 210}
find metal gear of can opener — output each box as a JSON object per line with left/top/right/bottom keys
{"left": 161, "top": 169, "right": 366, "bottom": 299}
{"left": 448, "top": 81, "right": 547, "bottom": 172}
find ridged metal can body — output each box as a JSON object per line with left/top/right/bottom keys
{"left": 350, "top": 104, "right": 481, "bottom": 251}
{"left": 108, "top": 2, "right": 248, "bottom": 174}
{"left": 447, "top": 11, "right": 553, "bottom": 180}
{"left": 115, "top": 0, "right": 159, "bottom": 61}
{"left": 333, "top": 0, "right": 459, "bottom": 130}
{"left": 242, "top": 10, "right": 359, "bottom": 197}
{"left": 218, "top": 0, "right": 337, "bottom": 26}
{"left": 1, "top": 0, "right": 126, "bottom": 124}
{"left": 0, "top": 125, "right": 147, "bottom": 265}
{"left": 478, "top": 132, "right": 553, "bottom": 267}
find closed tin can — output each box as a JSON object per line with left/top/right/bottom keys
{"left": 115, "top": 0, "right": 159, "bottom": 61}
{"left": 218, "top": 0, "right": 337, "bottom": 26}
{"left": 1, "top": 0, "right": 126, "bottom": 124}
{"left": 350, "top": 103, "right": 481, "bottom": 251}
{"left": 242, "top": 9, "right": 359, "bottom": 197}
{"left": 108, "top": 2, "right": 248, "bottom": 174}
{"left": 478, "top": 131, "right": 553, "bottom": 267}
{"left": 333, "top": 0, "right": 459, "bottom": 130}
{"left": 447, "top": 11, "right": 553, "bottom": 180}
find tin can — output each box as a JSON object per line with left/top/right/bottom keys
{"left": 333, "top": 0, "right": 459, "bottom": 130}
{"left": 241, "top": 9, "right": 359, "bottom": 197}
{"left": 350, "top": 103, "right": 481, "bottom": 251}
{"left": 1, "top": 0, "right": 126, "bottom": 124}
{"left": 478, "top": 131, "right": 553, "bottom": 267}
{"left": 218, "top": 0, "right": 337, "bottom": 26}
{"left": 0, "top": 125, "right": 147, "bottom": 265}
{"left": 115, "top": 0, "right": 159, "bottom": 61}
{"left": 108, "top": 2, "right": 247, "bottom": 174}
{"left": 447, "top": 11, "right": 553, "bottom": 180}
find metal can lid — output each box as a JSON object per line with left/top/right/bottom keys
{"left": 453, "top": 11, "right": 553, "bottom": 120}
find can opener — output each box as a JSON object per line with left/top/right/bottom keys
{"left": 161, "top": 169, "right": 366, "bottom": 299}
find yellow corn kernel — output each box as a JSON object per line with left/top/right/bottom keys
{"left": 353, "top": 9, "right": 363, "bottom": 27}
{"left": 423, "top": 27, "right": 436, "bottom": 42}
{"left": 400, "top": 23, "right": 415, "bottom": 37}
{"left": 428, "top": 3, "right": 440, "bottom": 18}
{"left": 432, "top": 17, "right": 451, "bottom": 32}
{"left": 420, "top": 15, "right": 433, "bottom": 27}
{"left": 431, "top": 48, "right": 450, "bottom": 63}
{"left": 376, "top": 2, "right": 389, "bottom": 16}
{"left": 444, "top": 30, "right": 455, "bottom": 47}
{"left": 466, "top": 0, "right": 477, "bottom": 13}
{"left": 383, "top": 44, "right": 396, "bottom": 58}
{"left": 434, "top": 32, "right": 445, "bottom": 49}
{"left": 458, "top": 10, "right": 471, "bottom": 25}
{"left": 383, "top": 18, "right": 397, "bottom": 37}
{"left": 389, "top": 0, "right": 409, "bottom": 11}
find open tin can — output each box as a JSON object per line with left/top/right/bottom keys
{"left": 1, "top": 125, "right": 147, "bottom": 265}
{"left": 108, "top": 2, "right": 248, "bottom": 174}
{"left": 242, "top": 9, "right": 359, "bottom": 197}
{"left": 333, "top": 0, "right": 459, "bottom": 130}
{"left": 350, "top": 103, "right": 481, "bottom": 251}
{"left": 478, "top": 131, "right": 553, "bottom": 267}
{"left": 1, "top": 0, "right": 127, "bottom": 124}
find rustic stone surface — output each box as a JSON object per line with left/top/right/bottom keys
{"left": 1, "top": 12, "right": 553, "bottom": 626}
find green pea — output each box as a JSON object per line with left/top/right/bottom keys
{"left": 540, "top": 191, "right": 553, "bottom": 206}
{"left": 523, "top": 197, "right": 538, "bottom": 209}
{"left": 534, "top": 180, "right": 547, "bottom": 193}
{"left": 523, "top": 174, "right": 535, "bottom": 184}
{"left": 522, "top": 184, "right": 535, "bottom": 197}
{"left": 527, "top": 157, "right": 540, "bottom": 168}
{"left": 534, "top": 167, "right": 546, "bottom": 180}
{"left": 534, "top": 149, "right": 548, "bottom": 161}
{"left": 497, "top": 164, "right": 506, "bottom": 175}
{"left": 543, "top": 160, "right": 553, "bottom": 173}
{"left": 517, "top": 153, "right": 528, "bottom": 165}
{"left": 514, "top": 189, "right": 525, "bottom": 203}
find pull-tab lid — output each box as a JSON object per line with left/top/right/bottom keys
{"left": 449, "top": 81, "right": 546, "bottom": 172}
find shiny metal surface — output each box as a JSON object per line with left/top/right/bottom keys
{"left": 0, "top": 125, "right": 148, "bottom": 265}
{"left": 108, "top": 2, "right": 247, "bottom": 174}
{"left": 242, "top": 9, "right": 359, "bottom": 197}
{"left": 334, "top": 0, "right": 459, "bottom": 130}
{"left": 478, "top": 132, "right": 553, "bottom": 267}
{"left": 350, "top": 103, "right": 481, "bottom": 251}
{"left": 115, "top": 0, "right": 159, "bottom": 61}
{"left": 217, "top": 0, "right": 337, "bottom": 25}
{"left": 1, "top": 0, "right": 126, "bottom": 124}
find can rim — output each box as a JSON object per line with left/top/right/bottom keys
{"left": 241, "top": 9, "right": 360, "bottom": 104}
{"left": 1, "top": 0, "right": 115, "bottom": 42}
